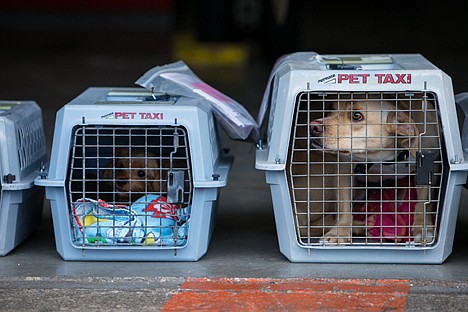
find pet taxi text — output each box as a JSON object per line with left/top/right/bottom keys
{"left": 318, "top": 73, "right": 413, "bottom": 84}
{"left": 112, "top": 112, "right": 163, "bottom": 120}
{"left": 337, "top": 73, "right": 412, "bottom": 84}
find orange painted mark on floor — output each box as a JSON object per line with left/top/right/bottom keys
{"left": 162, "top": 277, "right": 411, "bottom": 311}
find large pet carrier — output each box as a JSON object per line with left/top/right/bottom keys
{"left": 36, "top": 87, "right": 232, "bottom": 261}
{"left": 0, "top": 101, "right": 47, "bottom": 256}
{"left": 256, "top": 53, "right": 467, "bottom": 263}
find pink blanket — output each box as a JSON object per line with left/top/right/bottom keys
{"left": 354, "top": 178, "right": 417, "bottom": 242}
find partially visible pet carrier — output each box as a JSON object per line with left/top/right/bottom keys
{"left": 256, "top": 53, "right": 467, "bottom": 263}
{"left": 0, "top": 101, "right": 47, "bottom": 256}
{"left": 36, "top": 88, "right": 232, "bottom": 261}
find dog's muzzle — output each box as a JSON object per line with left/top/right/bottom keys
{"left": 310, "top": 120, "right": 325, "bottom": 149}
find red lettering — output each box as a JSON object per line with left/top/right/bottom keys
{"left": 115, "top": 112, "right": 136, "bottom": 119}
{"left": 337, "top": 73, "right": 370, "bottom": 84}
{"left": 395, "top": 74, "right": 407, "bottom": 84}
{"left": 338, "top": 74, "right": 349, "bottom": 83}
{"left": 375, "top": 74, "right": 385, "bottom": 84}
{"left": 137, "top": 112, "right": 164, "bottom": 120}
{"left": 383, "top": 74, "right": 395, "bottom": 84}
{"left": 361, "top": 74, "right": 370, "bottom": 83}
{"left": 334, "top": 73, "right": 413, "bottom": 84}
{"left": 375, "top": 73, "right": 412, "bottom": 84}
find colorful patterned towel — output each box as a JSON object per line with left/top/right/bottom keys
{"left": 72, "top": 195, "right": 189, "bottom": 246}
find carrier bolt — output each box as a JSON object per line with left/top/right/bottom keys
{"left": 275, "top": 154, "right": 280, "bottom": 164}
{"left": 451, "top": 155, "right": 462, "bottom": 164}
{"left": 39, "top": 162, "right": 47, "bottom": 179}
{"left": 212, "top": 174, "right": 220, "bottom": 181}
{"left": 3, "top": 174, "right": 16, "bottom": 183}
{"left": 256, "top": 140, "right": 264, "bottom": 150}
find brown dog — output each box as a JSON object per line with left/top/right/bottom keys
{"left": 309, "top": 95, "right": 441, "bottom": 244}
{"left": 102, "top": 148, "right": 164, "bottom": 203}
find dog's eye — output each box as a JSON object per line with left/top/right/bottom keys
{"left": 138, "top": 170, "right": 145, "bottom": 177}
{"left": 352, "top": 112, "right": 364, "bottom": 121}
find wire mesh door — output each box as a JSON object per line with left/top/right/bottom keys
{"left": 287, "top": 91, "right": 444, "bottom": 248}
{"left": 68, "top": 125, "right": 192, "bottom": 248}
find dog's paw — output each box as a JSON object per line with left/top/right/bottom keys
{"left": 411, "top": 226, "right": 435, "bottom": 244}
{"left": 320, "top": 227, "right": 352, "bottom": 244}
{"left": 412, "top": 215, "right": 436, "bottom": 244}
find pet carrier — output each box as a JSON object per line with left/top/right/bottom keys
{"left": 36, "top": 87, "right": 232, "bottom": 261}
{"left": 0, "top": 101, "right": 47, "bottom": 256}
{"left": 256, "top": 52, "right": 467, "bottom": 263}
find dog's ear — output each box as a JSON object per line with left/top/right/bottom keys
{"left": 386, "top": 111, "right": 420, "bottom": 158}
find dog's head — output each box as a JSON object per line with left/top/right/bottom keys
{"left": 310, "top": 100, "right": 419, "bottom": 161}
{"left": 102, "top": 148, "right": 163, "bottom": 202}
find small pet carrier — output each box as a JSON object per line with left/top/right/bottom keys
{"left": 0, "top": 101, "right": 47, "bottom": 256}
{"left": 36, "top": 87, "right": 232, "bottom": 261}
{"left": 256, "top": 52, "right": 467, "bottom": 263}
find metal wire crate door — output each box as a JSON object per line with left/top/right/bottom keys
{"left": 287, "top": 91, "right": 444, "bottom": 248}
{"left": 68, "top": 125, "right": 193, "bottom": 248}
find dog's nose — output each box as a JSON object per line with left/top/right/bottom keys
{"left": 310, "top": 120, "right": 324, "bottom": 136}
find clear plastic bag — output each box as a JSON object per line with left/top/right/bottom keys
{"left": 136, "top": 61, "right": 259, "bottom": 141}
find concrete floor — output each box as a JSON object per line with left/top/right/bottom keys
{"left": 1, "top": 17, "right": 468, "bottom": 310}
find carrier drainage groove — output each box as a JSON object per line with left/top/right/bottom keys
{"left": 162, "top": 277, "right": 410, "bottom": 311}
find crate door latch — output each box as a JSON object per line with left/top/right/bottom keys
{"left": 416, "top": 151, "right": 435, "bottom": 186}
{"left": 167, "top": 170, "right": 185, "bottom": 204}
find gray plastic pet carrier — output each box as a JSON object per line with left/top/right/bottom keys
{"left": 36, "top": 88, "right": 232, "bottom": 261}
{"left": 256, "top": 52, "right": 467, "bottom": 263}
{"left": 0, "top": 101, "right": 47, "bottom": 256}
